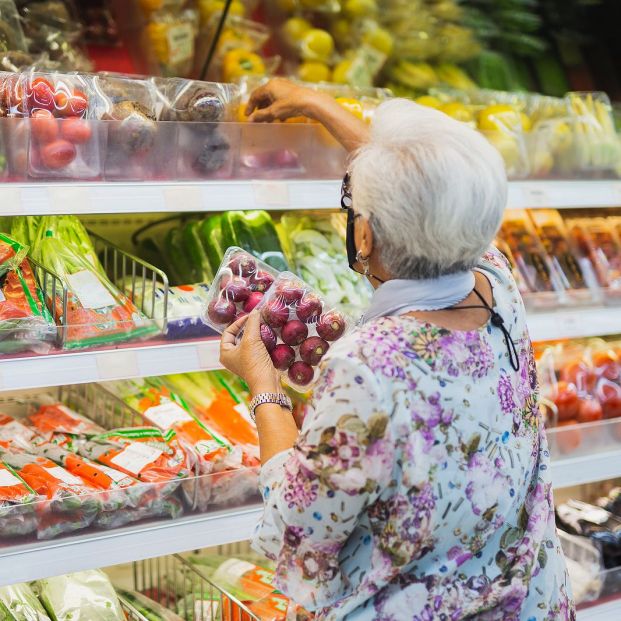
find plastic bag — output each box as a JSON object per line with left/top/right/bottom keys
{"left": 203, "top": 247, "right": 279, "bottom": 332}
{"left": 115, "top": 590, "right": 184, "bottom": 621}
{"left": 0, "top": 460, "right": 39, "bottom": 538}
{"left": 35, "top": 569, "right": 124, "bottom": 621}
{"left": 0, "top": 232, "right": 28, "bottom": 276}
{"left": 32, "top": 227, "right": 157, "bottom": 349}
{"left": 0, "top": 413, "right": 39, "bottom": 451}
{"left": 0, "top": 581, "right": 52, "bottom": 621}
{"left": 29, "top": 403, "right": 106, "bottom": 441}
{"left": 0, "top": 259, "right": 56, "bottom": 355}
{"left": 253, "top": 271, "right": 351, "bottom": 390}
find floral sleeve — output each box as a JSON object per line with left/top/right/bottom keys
{"left": 251, "top": 353, "right": 393, "bottom": 610}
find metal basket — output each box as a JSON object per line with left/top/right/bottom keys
{"left": 133, "top": 554, "right": 261, "bottom": 621}
{"left": 30, "top": 231, "right": 169, "bottom": 348}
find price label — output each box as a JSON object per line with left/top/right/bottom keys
{"left": 166, "top": 23, "right": 194, "bottom": 66}
{"left": 164, "top": 185, "right": 202, "bottom": 212}
{"left": 96, "top": 350, "right": 139, "bottom": 380}
{"left": 522, "top": 186, "right": 550, "bottom": 208}
{"left": 252, "top": 182, "right": 290, "bottom": 207}
{"left": 196, "top": 340, "right": 221, "bottom": 370}
{"left": 0, "top": 186, "right": 23, "bottom": 215}
{"left": 48, "top": 186, "right": 90, "bottom": 214}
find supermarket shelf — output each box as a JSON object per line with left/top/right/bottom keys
{"left": 527, "top": 305, "right": 621, "bottom": 342}
{"left": 0, "top": 179, "right": 620, "bottom": 216}
{"left": 0, "top": 180, "right": 342, "bottom": 216}
{"left": 0, "top": 505, "right": 262, "bottom": 586}
{"left": 577, "top": 598, "right": 621, "bottom": 621}
{"left": 551, "top": 449, "right": 621, "bottom": 488}
{"left": 0, "top": 337, "right": 221, "bottom": 391}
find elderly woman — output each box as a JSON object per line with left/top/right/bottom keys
{"left": 220, "top": 80, "right": 574, "bottom": 621}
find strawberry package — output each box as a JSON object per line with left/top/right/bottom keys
{"left": 254, "top": 272, "right": 351, "bottom": 390}
{"left": 203, "top": 247, "right": 279, "bottom": 333}
{"left": 0, "top": 450, "right": 101, "bottom": 539}
{"left": 0, "top": 461, "right": 39, "bottom": 538}
{"left": 0, "top": 258, "right": 56, "bottom": 355}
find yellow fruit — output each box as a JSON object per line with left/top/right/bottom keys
{"left": 199, "top": 0, "right": 245, "bottom": 19}
{"left": 300, "top": 29, "right": 334, "bottom": 61}
{"left": 281, "top": 17, "right": 312, "bottom": 45}
{"left": 298, "top": 61, "right": 331, "bottom": 83}
{"left": 276, "top": 0, "right": 297, "bottom": 10}
{"left": 439, "top": 102, "right": 474, "bottom": 123}
{"left": 332, "top": 59, "right": 353, "bottom": 84}
{"left": 362, "top": 27, "right": 394, "bottom": 56}
{"left": 343, "top": 0, "right": 377, "bottom": 18}
{"left": 486, "top": 131, "right": 522, "bottom": 172}
{"left": 336, "top": 97, "right": 364, "bottom": 120}
{"left": 331, "top": 18, "right": 351, "bottom": 41}
{"left": 415, "top": 95, "right": 442, "bottom": 109}
{"left": 478, "top": 104, "right": 529, "bottom": 133}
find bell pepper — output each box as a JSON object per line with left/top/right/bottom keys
{"left": 221, "top": 49, "right": 266, "bottom": 83}
{"left": 182, "top": 221, "right": 213, "bottom": 283}
{"left": 243, "top": 210, "right": 289, "bottom": 271}
{"left": 199, "top": 214, "right": 225, "bottom": 275}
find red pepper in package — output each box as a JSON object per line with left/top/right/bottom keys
{"left": 0, "top": 450, "right": 101, "bottom": 539}
{"left": 0, "top": 461, "right": 39, "bottom": 538}
{"left": 0, "top": 259, "right": 56, "bottom": 355}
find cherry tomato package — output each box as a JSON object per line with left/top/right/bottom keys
{"left": 0, "top": 258, "right": 56, "bottom": 355}
{"left": 0, "top": 460, "right": 39, "bottom": 538}
{"left": 32, "top": 226, "right": 158, "bottom": 349}
{"left": 253, "top": 271, "right": 351, "bottom": 390}
{"left": 0, "top": 450, "right": 101, "bottom": 539}
{"left": 203, "top": 247, "right": 279, "bottom": 333}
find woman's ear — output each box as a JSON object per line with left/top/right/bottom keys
{"left": 356, "top": 216, "right": 374, "bottom": 259}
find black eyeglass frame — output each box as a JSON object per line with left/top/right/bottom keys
{"left": 340, "top": 171, "right": 353, "bottom": 210}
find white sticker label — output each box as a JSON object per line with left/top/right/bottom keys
{"left": 110, "top": 443, "right": 163, "bottom": 476}
{"left": 215, "top": 558, "right": 256, "bottom": 582}
{"left": 46, "top": 466, "right": 83, "bottom": 486}
{"left": 144, "top": 401, "right": 193, "bottom": 430}
{"left": 67, "top": 270, "right": 116, "bottom": 310}
{"left": 0, "top": 420, "right": 34, "bottom": 440}
{"left": 167, "top": 23, "right": 194, "bottom": 65}
{"left": 522, "top": 186, "right": 550, "bottom": 208}
{"left": 98, "top": 464, "right": 132, "bottom": 484}
{"left": 252, "top": 182, "right": 290, "bottom": 206}
{"left": 0, "top": 468, "right": 22, "bottom": 487}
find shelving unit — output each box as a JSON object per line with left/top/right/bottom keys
{"left": 0, "top": 177, "right": 620, "bottom": 614}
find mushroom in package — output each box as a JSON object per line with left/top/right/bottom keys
{"left": 203, "top": 247, "right": 279, "bottom": 332}
{"left": 255, "top": 272, "right": 351, "bottom": 389}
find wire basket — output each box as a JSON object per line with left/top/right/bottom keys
{"left": 30, "top": 231, "right": 169, "bottom": 348}
{"left": 132, "top": 554, "right": 261, "bottom": 621}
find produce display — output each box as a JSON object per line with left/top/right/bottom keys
{"left": 537, "top": 337, "right": 621, "bottom": 458}
{"left": 0, "top": 373, "right": 259, "bottom": 544}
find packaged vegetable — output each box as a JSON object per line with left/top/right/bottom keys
{"left": 0, "top": 460, "right": 39, "bottom": 538}
{"left": 0, "top": 412, "right": 39, "bottom": 451}
{"left": 278, "top": 213, "right": 372, "bottom": 313}
{"left": 203, "top": 247, "right": 279, "bottom": 332}
{"left": 198, "top": 214, "right": 225, "bottom": 276}
{"left": 0, "top": 451, "right": 100, "bottom": 539}
{"left": 0, "top": 232, "right": 28, "bottom": 276}
{"left": 10, "top": 215, "right": 40, "bottom": 248}
{"left": 29, "top": 403, "right": 106, "bottom": 441}
{"left": 181, "top": 220, "right": 213, "bottom": 283}
{"left": 254, "top": 271, "right": 352, "bottom": 389}
{"left": 32, "top": 227, "right": 157, "bottom": 349}
{"left": 0, "top": 259, "right": 56, "bottom": 355}
{"left": 35, "top": 569, "right": 124, "bottom": 621}
{"left": 0, "top": 581, "right": 52, "bottom": 621}
{"left": 115, "top": 589, "right": 184, "bottom": 621}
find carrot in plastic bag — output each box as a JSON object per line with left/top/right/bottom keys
{"left": 0, "top": 461, "right": 40, "bottom": 538}
{"left": 29, "top": 403, "right": 106, "bottom": 437}
{"left": 0, "top": 413, "right": 39, "bottom": 451}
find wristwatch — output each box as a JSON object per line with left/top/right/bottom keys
{"left": 249, "top": 392, "right": 293, "bottom": 422}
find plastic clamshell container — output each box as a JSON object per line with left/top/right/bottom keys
{"left": 0, "top": 385, "right": 260, "bottom": 548}
{"left": 254, "top": 271, "right": 352, "bottom": 390}
{"left": 202, "top": 247, "right": 280, "bottom": 333}
{"left": 546, "top": 416, "right": 621, "bottom": 460}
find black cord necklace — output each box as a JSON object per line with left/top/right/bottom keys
{"left": 447, "top": 288, "right": 520, "bottom": 372}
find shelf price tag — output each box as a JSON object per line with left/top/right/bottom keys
{"left": 96, "top": 350, "right": 139, "bottom": 380}
{"left": 164, "top": 185, "right": 202, "bottom": 212}
{"left": 0, "top": 186, "right": 23, "bottom": 215}
{"left": 522, "top": 185, "right": 550, "bottom": 208}
{"left": 252, "top": 182, "right": 290, "bottom": 207}
{"left": 48, "top": 186, "right": 91, "bottom": 213}
{"left": 196, "top": 341, "right": 220, "bottom": 370}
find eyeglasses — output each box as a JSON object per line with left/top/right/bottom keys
{"left": 340, "top": 171, "right": 353, "bottom": 210}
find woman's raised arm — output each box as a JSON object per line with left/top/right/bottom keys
{"left": 245, "top": 78, "right": 370, "bottom": 153}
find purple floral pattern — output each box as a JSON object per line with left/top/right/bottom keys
{"left": 253, "top": 247, "right": 575, "bottom": 621}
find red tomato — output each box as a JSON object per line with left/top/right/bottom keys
{"left": 27, "top": 77, "right": 55, "bottom": 113}
{"left": 30, "top": 109, "right": 59, "bottom": 144}
{"left": 596, "top": 379, "right": 621, "bottom": 420}
{"left": 554, "top": 420, "right": 582, "bottom": 455}
{"left": 561, "top": 360, "right": 597, "bottom": 393}
{"left": 40, "top": 139, "right": 76, "bottom": 170}
{"left": 60, "top": 118, "right": 92, "bottom": 144}
{"left": 55, "top": 89, "right": 88, "bottom": 118}
{"left": 553, "top": 381, "right": 580, "bottom": 422}
{"left": 593, "top": 351, "right": 620, "bottom": 381}
{"left": 577, "top": 397, "right": 603, "bottom": 423}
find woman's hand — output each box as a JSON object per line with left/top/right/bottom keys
{"left": 220, "top": 310, "right": 280, "bottom": 395}
{"left": 245, "top": 78, "right": 324, "bottom": 122}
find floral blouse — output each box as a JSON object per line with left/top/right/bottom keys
{"left": 252, "top": 248, "right": 575, "bottom": 621}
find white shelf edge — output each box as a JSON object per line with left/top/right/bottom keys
{"left": 0, "top": 179, "right": 619, "bottom": 216}
{"left": 0, "top": 338, "right": 221, "bottom": 391}
{"left": 0, "top": 505, "right": 262, "bottom": 586}
{"left": 527, "top": 305, "right": 621, "bottom": 342}
{"left": 577, "top": 598, "right": 621, "bottom": 621}
{"left": 551, "top": 449, "right": 621, "bottom": 488}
